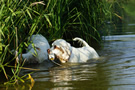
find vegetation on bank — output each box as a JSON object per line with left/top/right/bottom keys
{"left": 0, "top": 0, "right": 127, "bottom": 85}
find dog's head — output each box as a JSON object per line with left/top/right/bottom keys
{"left": 47, "top": 39, "right": 71, "bottom": 63}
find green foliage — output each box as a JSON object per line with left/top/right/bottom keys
{"left": 122, "top": 0, "right": 135, "bottom": 17}
{"left": 0, "top": 0, "right": 123, "bottom": 84}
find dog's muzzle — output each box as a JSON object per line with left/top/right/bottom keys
{"left": 48, "top": 53, "right": 55, "bottom": 60}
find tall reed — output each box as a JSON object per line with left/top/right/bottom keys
{"left": 0, "top": 0, "right": 126, "bottom": 84}
{"left": 0, "top": 0, "right": 47, "bottom": 84}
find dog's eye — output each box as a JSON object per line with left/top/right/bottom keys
{"left": 54, "top": 45, "right": 57, "bottom": 49}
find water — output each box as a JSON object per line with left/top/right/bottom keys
{"left": 1, "top": 24, "right": 135, "bottom": 90}
{"left": 1, "top": 5, "right": 135, "bottom": 90}
{"left": 101, "top": 35, "right": 135, "bottom": 90}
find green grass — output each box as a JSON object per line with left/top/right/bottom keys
{"left": 0, "top": 0, "right": 126, "bottom": 85}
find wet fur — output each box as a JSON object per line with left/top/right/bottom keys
{"left": 48, "top": 37, "right": 99, "bottom": 63}
{"left": 18, "top": 34, "right": 50, "bottom": 64}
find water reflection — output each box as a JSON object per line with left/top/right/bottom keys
{"left": 32, "top": 63, "right": 99, "bottom": 90}
{"left": 50, "top": 64, "right": 97, "bottom": 82}
{"left": 101, "top": 35, "right": 135, "bottom": 90}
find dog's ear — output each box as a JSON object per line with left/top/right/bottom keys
{"left": 64, "top": 43, "right": 71, "bottom": 55}
{"left": 47, "top": 49, "right": 50, "bottom": 53}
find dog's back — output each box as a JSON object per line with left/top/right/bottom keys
{"left": 72, "top": 37, "right": 99, "bottom": 61}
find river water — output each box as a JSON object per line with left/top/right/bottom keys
{"left": 1, "top": 22, "right": 135, "bottom": 90}
{"left": 1, "top": 2, "right": 135, "bottom": 89}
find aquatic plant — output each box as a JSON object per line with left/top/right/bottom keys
{"left": 0, "top": 0, "right": 46, "bottom": 85}
{"left": 0, "top": 0, "right": 126, "bottom": 85}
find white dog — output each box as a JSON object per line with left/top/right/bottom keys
{"left": 18, "top": 34, "right": 50, "bottom": 64}
{"left": 47, "top": 37, "right": 99, "bottom": 63}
